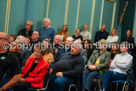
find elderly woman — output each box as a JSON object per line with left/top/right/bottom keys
{"left": 101, "top": 42, "right": 133, "bottom": 91}
{"left": 83, "top": 39, "right": 111, "bottom": 91}
{"left": 14, "top": 43, "right": 49, "bottom": 91}
{"left": 30, "top": 40, "right": 54, "bottom": 64}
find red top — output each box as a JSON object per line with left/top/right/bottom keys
{"left": 22, "top": 57, "right": 49, "bottom": 88}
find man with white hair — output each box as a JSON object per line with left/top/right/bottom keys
{"left": 48, "top": 42, "right": 85, "bottom": 91}
{"left": 18, "top": 20, "right": 33, "bottom": 37}
{"left": 39, "top": 18, "right": 56, "bottom": 43}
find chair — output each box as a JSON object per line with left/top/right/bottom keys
{"left": 68, "top": 84, "right": 78, "bottom": 91}
{"left": 111, "top": 80, "right": 128, "bottom": 91}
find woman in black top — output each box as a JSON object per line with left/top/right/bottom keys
{"left": 72, "top": 28, "right": 83, "bottom": 41}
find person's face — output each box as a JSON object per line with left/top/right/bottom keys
{"left": 34, "top": 48, "right": 43, "bottom": 59}
{"left": 126, "top": 30, "right": 131, "bottom": 37}
{"left": 111, "top": 29, "right": 116, "bottom": 36}
{"left": 43, "top": 20, "right": 50, "bottom": 28}
{"left": 0, "top": 35, "right": 8, "bottom": 48}
{"left": 16, "top": 36, "right": 25, "bottom": 44}
{"left": 25, "top": 38, "right": 30, "bottom": 45}
{"left": 9, "top": 42, "right": 21, "bottom": 53}
{"left": 54, "top": 36, "right": 60, "bottom": 45}
{"left": 25, "top": 22, "right": 31, "bottom": 30}
{"left": 84, "top": 25, "right": 88, "bottom": 30}
{"left": 65, "top": 38, "right": 73, "bottom": 48}
{"left": 98, "top": 43, "right": 105, "bottom": 50}
{"left": 84, "top": 40, "right": 88, "bottom": 49}
{"left": 71, "top": 44, "right": 81, "bottom": 55}
{"left": 62, "top": 25, "right": 67, "bottom": 32}
{"left": 9, "top": 36, "right": 15, "bottom": 43}
{"left": 76, "top": 29, "right": 80, "bottom": 35}
{"left": 42, "top": 41, "right": 49, "bottom": 49}
{"left": 31, "top": 31, "right": 39, "bottom": 40}
{"left": 111, "top": 43, "right": 117, "bottom": 51}
{"left": 120, "top": 44, "right": 128, "bottom": 53}
{"left": 101, "top": 25, "right": 106, "bottom": 32}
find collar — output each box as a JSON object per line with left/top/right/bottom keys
{"left": 45, "top": 25, "right": 51, "bottom": 29}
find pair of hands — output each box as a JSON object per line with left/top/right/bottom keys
{"left": 88, "top": 64, "right": 97, "bottom": 71}
{"left": 56, "top": 72, "right": 63, "bottom": 77}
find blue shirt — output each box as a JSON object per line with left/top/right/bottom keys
{"left": 39, "top": 27, "right": 56, "bottom": 43}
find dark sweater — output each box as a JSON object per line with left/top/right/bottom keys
{"left": 52, "top": 52, "right": 85, "bottom": 78}
{"left": 94, "top": 30, "right": 109, "bottom": 43}
{"left": 18, "top": 28, "right": 33, "bottom": 37}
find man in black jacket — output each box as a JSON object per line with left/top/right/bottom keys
{"left": 48, "top": 41, "right": 85, "bottom": 91}
{"left": 94, "top": 25, "right": 109, "bottom": 43}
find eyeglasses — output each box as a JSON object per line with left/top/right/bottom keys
{"left": 26, "top": 24, "right": 31, "bottom": 26}
{"left": 0, "top": 37, "right": 8, "bottom": 40}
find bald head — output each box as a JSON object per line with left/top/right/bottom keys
{"left": 0, "top": 32, "right": 8, "bottom": 49}
{"left": 65, "top": 37, "right": 74, "bottom": 48}
{"left": 0, "top": 32, "right": 8, "bottom": 40}
{"left": 54, "top": 35, "right": 61, "bottom": 45}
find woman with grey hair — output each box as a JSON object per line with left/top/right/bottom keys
{"left": 83, "top": 39, "right": 111, "bottom": 91}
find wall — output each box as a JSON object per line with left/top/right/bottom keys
{"left": 0, "top": 0, "right": 121, "bottom": 42}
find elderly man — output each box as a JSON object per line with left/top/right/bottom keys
{"left": 81, "top": 24, "right": 91, "bottom": 40}
{"left": 94, "top": 25, "right": 109, "bottom": 43}
{"left": 18, "top": 20, "right": 33, "bottom": 37}
{"left": 39, "top": 18, "right": 56, "bottom": 43}
{"left": 0, "top": 32, "right": 21, "bottom": 91}
{"left": 65, "top": 37, "right": 74, "bottom": 52}
{"left": 48, "top": 41, "right": 85, "bottom": 91}
{"left": 52, "top": 35, "right": 65, "bottom": 63}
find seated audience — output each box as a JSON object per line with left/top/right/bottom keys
{"left": 48, "top": 41, "right": 85, "bottom": 91}
{"left": 57, "top": 25, "right": 69, "bottom": 43}
{"left": 81, "top": 24, "right": 91, "bottom": 40}
{"left": 101, "top": 42, "right": 133, "bottom": 91}
{"left": 30, "top": 40, "right": 54, "bottom": 64}
{"left": 39, "top": 18, "right": 56, "bottom": 43}
{"left": 65, "top": 37, "right": 74, "bottom": 52}
{"left": 18, "top": 21, "right": 33, "bottom": 37}
{"left": 106, "top": 29, "right": 118, "bottom": 44}
{"left": 8, "top": 34, "right": 16, "bottom": 43}
{"left": 94, "top": 25, "right": 109, "bottom": 43}
{"left": 72, "top": 28, "right": 83, "bottom": 41}
{"left": 14, "top": 43, "right": 49, "bottom": 91}
{"left": 52, "top": 35, "right": 65, "bottom": 63}
{"left": 0, "top": 32, "right": 21, "bottom": 91}
{"left": 83, "top": 39, "right": 111, "bottom": 91}
{"left": 83, "top": 39, "right": 95, "bottom": 64}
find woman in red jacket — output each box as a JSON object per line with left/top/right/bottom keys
{"left": 14, "top": 43, "right": 49, "bottom": 91}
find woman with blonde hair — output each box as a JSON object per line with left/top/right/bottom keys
{"left": 106, "top": 29, "right": 118, "bottom": 44}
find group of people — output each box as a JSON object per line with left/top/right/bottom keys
{"left": 0, "top": 18, "right": 135, "bottom": 91}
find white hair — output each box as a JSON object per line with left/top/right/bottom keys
{"left": 43, "top": 18, "right": 51, "bottom": 23}
{"left": 66, "top": 37, "right": 74, "bottom": 42}
{"left": 16, "top": 35, "right": 26, "bottom": 44}
{"left": 72, "top": 40, "right": 83, "bottom": 50}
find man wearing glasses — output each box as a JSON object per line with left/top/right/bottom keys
{"left": 0, "top": 32, "right": 21, "bottom": 91}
